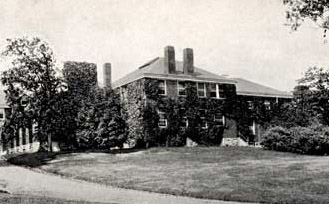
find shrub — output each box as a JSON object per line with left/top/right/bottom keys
{"left": 261, "top": 126, "right": 329, "bottom": 155}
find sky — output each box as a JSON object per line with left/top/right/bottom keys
{"left": 1, "top": 0, "right": 329, "bottom": 92}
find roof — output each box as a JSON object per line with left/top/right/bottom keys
{"left": 231, "top": 78, "right": 293, "bottom": 98}
{"left": 112, "top": 57, "right": 235, "bottom": 88}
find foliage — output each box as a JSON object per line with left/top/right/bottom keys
{"left": 76, "top": 87, "right": 127, "bottom": 149}
{"left": 284, "top": 0, "right": 329, "bottom": 31}
{"left": 1, "top": 37, "right": 64, "bottom": 151}
{"left": 139, "top": 79, "right": 228, "bottom": 147}
{"left": 121, "top": 80, "right": 146, "bottom": 147}
{"left": 60, "top": 61, "right": 98, "bottom": 148}
{"left": 296, "top": 67, "right": 329, "bottom": 125}
{"left": 63, "top": 61, "right": 97, "bottom": 99}
{"left": 261, "top": 125, "right": 329, "bottom": 155}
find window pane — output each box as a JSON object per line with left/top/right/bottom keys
{"left": 158, "top": 80, "right": 166, "bottom": 95}
{"left": 218, "top": 85, "right": 225, "bottom": 99}
{"left": 210, "top": 83, "right": 217, "bottom": 98}
{"left": 197, "top": 83, "right": 205, "bottom": 97}
{"left": 158, "top": 112, "right": 167, "bottom": 127}
{"left": 0, "top": 109, "right": 4, "bottom": 120}
{"left": 197, "top": 83, "right": 205, "bottom": 89}
{"left": 178, "top": 82, "right": 186, "bottom": 96}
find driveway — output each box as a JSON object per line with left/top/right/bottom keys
{"left": 0, "top": 160, "right": 255, "bottom": 204}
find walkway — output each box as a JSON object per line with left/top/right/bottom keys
{"left": 0, "top": 160, "right": 255, "bottom": 204}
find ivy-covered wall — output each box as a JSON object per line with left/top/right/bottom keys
{"left": 120, "top": 77, "right": 238, "bottom": 147}
{"left": 235, "top": 95, "right": 290, "bottom": 143}
{"left": 119, "top": 79, "right": 147, "bottom": 147}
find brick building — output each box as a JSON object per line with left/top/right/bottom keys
{"left": 112, "top": 46, "right": 292, "bottom": 146}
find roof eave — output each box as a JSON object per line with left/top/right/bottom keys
{"left": 237, "top": 92, "right": 293, "bottom": 99}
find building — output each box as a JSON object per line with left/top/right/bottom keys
{"left": 0, "top": 46, "right": 293, "bottom": 154}
{"left": 113, "top": 46, "right": 292, "bottom": 146}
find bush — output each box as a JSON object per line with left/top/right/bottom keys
{"left": 261, "top": 126, "right": 329, "bottom": 155}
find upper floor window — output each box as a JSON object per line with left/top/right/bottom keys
{"left": 210, "top": 84, "right": 225, "bottom": 99}
{"left": 158, "top": 111, "right": 167, "bottom": 128}
{"left": 197, "top": 83, "right": 206, "bottom": 97}
{"left": 0, "top": 109, "right": 5, "bottom": 120}
{"left": 248, "top": 101, "right": 254, "bottom": 110}
{"left": 218, "top": 85, "right": 225, "bottom": 99}
{"left": 158, "top": 80, "right": 166, "bottom": 95}
{"left": 210, "top": 84, "right": 217, "bottom": 98}
{"left": 264, "top": 101, "right": 271, "bottom": 110}
{"left": 178, "top": 81, "right": 186, "bottom": 96}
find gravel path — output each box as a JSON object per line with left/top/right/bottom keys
{"left": 0, "top": 161, "right": 255, "bottom": 204}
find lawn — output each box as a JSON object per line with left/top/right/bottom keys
{"left": 0, "top": 193, "right": 108, "bottom": 204}
{"left": 9, "top": 147, "right": 329, "bottom": 204}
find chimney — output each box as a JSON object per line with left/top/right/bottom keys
{"left": 103, "top": 63, "right": 112, "bottom": 88}
{"left": 164, "top": 46, "right": 176, "bottom": 74}
{"left": 183, "top": 48, "right": 194, "bottom": 74}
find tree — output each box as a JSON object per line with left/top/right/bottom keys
{"left": 76, "top": 87, "right": 127, "bottom": 149}
{"left": 284, "top": 0, "right": 329, "bottom": 31}
{"left": 295, "top": 66, "right": 329, "bottom": 125}
{"left": 1, "top": 37, "right": 64, "bottom": 151}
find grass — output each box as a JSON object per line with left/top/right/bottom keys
{"left": 9, "top": 146, "right": 329, "bottom": 203}
{"left": 0, "top": 193, "right": 109, "bottom": 204}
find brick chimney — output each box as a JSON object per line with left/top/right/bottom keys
{"left": 183, "top": 48, "right": 194, "bottom": 74}
{"left": 103, "top": 63, "right": 112, "bottom": 88}
{"left": 164, "top": 46, "right": 176, "bottom": 74}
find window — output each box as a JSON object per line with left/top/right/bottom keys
{"left": 218, "top": 84, "right": 225, "bottom": 99}
{"left": 247, "top": 101, "right": 254, "bottom": 110}
{"left": 178, "top": 81, "right": 186, "bottom": 96}
{"left": 158, "top": 80, "right": 166, "bottom": 95}
{"left": 158, "top": 112, "right": 167, "bottom": 128}
{"left": 210, "top": 83, "right": 217, "bottom": 98}
{"left": 214, "top": 113, "right": 225, "bottom": 126}
{"left": 249, "top": 120, "right": 256, "bottom": 135}
{"left": 210, "top": 84, "right": 225, "bottom": 99}
{"left": 0, "top": 109, "right": 4, "bottom": 120}
{"left": 32, "top": 123, "right": 39, "bottom": 134}
{"left": 199, "top": 109, "right": 208, "bottom": 129}
{"left": 21, "top": 99, "right": 28, "bottom": 107}
{"left": 181, "top": 116, "right": 188, "bottom": 128}
{"left": 264, "top": 101, "right": 271, "bottom": 110}
{"left": 197, "top": 83, "right": 206, "bottom": 97}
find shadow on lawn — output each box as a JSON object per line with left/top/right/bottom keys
{"left": 5, "top": 148, "right": 145, "bottom": 168}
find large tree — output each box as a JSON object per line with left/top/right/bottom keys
{"left": 1, "top": 37, "right": 64, "bottom": 151}
{"left": 284, "top": 0, "right": 329, "bottom": 31}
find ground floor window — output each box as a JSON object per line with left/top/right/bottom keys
{"left": 180, "top": 116, "right": 188, "bottom": 128}
{"left": 214, "top": 113, "right": 225, "bottom": 126}
{"left": 158, "top": 112, "right": 167, "bottom": 128}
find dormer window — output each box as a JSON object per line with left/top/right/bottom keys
{"left": 158, "top": 80, "right": 167, "bottom": 95}
{"left": 178, "top": 81, "right": 186, "bottom": 96}
{"left": 197, "top": 83, "right": 206, "bottom": 97}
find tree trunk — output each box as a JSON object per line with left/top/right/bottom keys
{"left": 48, "top": 133, "right": 53, "bottom": 152}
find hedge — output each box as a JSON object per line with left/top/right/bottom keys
{"left": 261, "top": 126, "right": 329, "bottom": 155}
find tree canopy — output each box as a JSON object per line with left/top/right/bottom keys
{"left": 1, "top": 37, "right": 64, "bottom": 151}
{"left": 284, "top": 0, "right": 329, "bottom": 31}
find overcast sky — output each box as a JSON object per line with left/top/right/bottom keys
{"left": 1, "top": 0, "right": 329, "bottom": 91}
